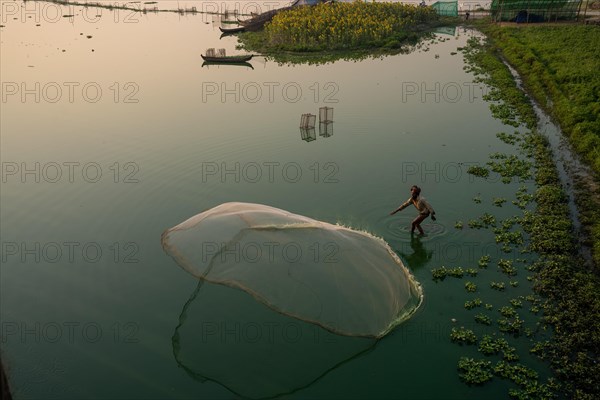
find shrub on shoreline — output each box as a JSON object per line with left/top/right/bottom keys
{"left": 248, "top": 2, "right": 440, "bottom": 51}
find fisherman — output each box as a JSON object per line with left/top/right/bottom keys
{"left": 390, "top": 185, "right": 436, "bottom": 235}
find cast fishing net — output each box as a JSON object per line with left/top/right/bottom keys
{"left": 162, "top": 202, "right": 423, "bottom": 338}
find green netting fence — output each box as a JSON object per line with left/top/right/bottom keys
{"left": 431, "top": 1, "right": 459, "bottom": 16}
{"left": 491, "top": 0, "right": 583, "bottom": 22}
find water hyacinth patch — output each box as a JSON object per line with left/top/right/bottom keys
{"left": 465, "top": 298, "right": 483, "bottom": 310}
{"left": 478, "top": 335, "right": 508, "bottom": 355}
{"left": 468, "top": 219, "right": 484, "bottom": 229}
{"left": 478, "top": 255, "right": 491, "bottom": 268}
{"left": 499, "top": 306, "right": 517, "bottom": 318}
{"left": 474, "top": 313, "right": 492, "bottom": 325}
{"left": 465, "top": 281, "right": 477, "bottom": 292}
{"left": 495, "top": 229, "right": 524, "bottom": 249}
{"left": 465, "top": 268, "right": 478, "bottom": 277}
{"left": 457, "top": 358, "right": 493, "bottom": 385}
{"left": 493, "top": 197, "right": 507, "bottom": 207}
{"left": 451, "top": 327, "right": 478, "bottom": 345}
{"left": 498, "top": 259, "right": 517, "bottom": 276}
{"left": 431, "top": 266, "right": 466, "bottom": 281}
{"left": 467, "top": 165, "right": 490, "bottom": 178}
{"left": 498, "top": 317, "right": 524, "bottom": 335}
{"left": 480, "top": 213, "right": 497, "bottom": 227}
{"left": 487, "top": 155, "right": 533, "bottom": 183}
{"left": 496, "top": 131, "right": 520, "bottom": 145}
{"left": 509, "top": 298, "right": 522, "bottom": 308}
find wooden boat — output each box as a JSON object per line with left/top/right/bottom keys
{"left": 219, "top": 25, "right": 245, "bottom": 33}
{"left": 232, "top": 1, "right": 323, "bottom": 32}
{"left": 237, "top": 8, "right": 285, "bottom": 31}
{"left": 201, "top": 54, "right": 253, "bottom": 63}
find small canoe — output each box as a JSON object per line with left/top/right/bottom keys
{"left": 219, "top": 26, "right": 245, "bottom": 33}
{"left": 201, "top": 54, "right": 253, "bottom": 63}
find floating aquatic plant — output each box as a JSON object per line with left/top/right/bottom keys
{"left": 496, "top": 131, "right": 520, "bottom": 146}
{"left": 498, "top": 317, "right": 523, "bottom": 335}
{"left": 493, "top": 197, "right": 507, "bottom": 207}
{"left": 478, "top": 335, "right": 508, "bottom": 355}
{"left": 480, "top": 213, "right": 497, "bottom": 227}
{"left": 431, "top": 266, "right": 466, "bottom": 281}
{"left": 457, "top": 357, "right": 493, "bottom": 385}
{"left": 465, "top": 298, "right": 482, "bottom": 310}
{"left": 487, "top": 155, "right": 532, "bottom": 184}
{"left": 495, "top": 231, "right": 523, "bottom": 245}
{"left": 509, "top": 298, "right": 522, "bottom": 308}
{"left": 465, "top": 268, "right": 478, "bottom": 277}
{"left": 498, "top": 259, "right": 517, "bottom": 276}
{"left": 478, "top": 255, "right": 491, "bottom": 268}
{"left": 499, "top": 306, "right": 517, "bottom": 318}
{"left": 474, "top": 313, "right": 492, "bottom": 326}
{"left": 468, "top": 219, "right": 484, "bottom": 229}
{"left": 465, "top": 281, "right": 477, "bottom": 293}
{"left": 467, "top": 165, "right": 490, "bottom": 178}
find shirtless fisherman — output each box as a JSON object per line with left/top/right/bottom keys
{"left": 390, "top": 185, "right": 436, "bottom": 235}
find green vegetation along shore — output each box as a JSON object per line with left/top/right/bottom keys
{"left": 475, "top": 23, "right": 600, "bottom": 269}
{"left": 450, "top": 33, "right": 600, "bottom": 400}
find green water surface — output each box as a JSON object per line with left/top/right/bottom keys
{"left": 1, "top": 2, "right": 550, "bottom": 399}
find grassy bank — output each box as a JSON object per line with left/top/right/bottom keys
{"left": 483, "top": 26, "right": 600, "bottom": 170}
{"left": 445, "top": 35, "right": 600, "bottom": 399}
{"left": 475, "top": 24, "right": 600, "bottom": 266}
{"left": 238, "top": 2, "right": 447, "bottom": 55}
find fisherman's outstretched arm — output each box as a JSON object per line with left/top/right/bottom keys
{"left": 390, "top": 198, "right": 411, "bottom": 215}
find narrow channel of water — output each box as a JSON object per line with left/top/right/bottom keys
{"left": 503, "top": 60, "right": 595, "bottom": 264}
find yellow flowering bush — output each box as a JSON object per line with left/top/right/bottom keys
{"left": 263, "top": 1, "right": 439, "bottom": 51}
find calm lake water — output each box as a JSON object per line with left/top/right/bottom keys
{"left": 1, "top": 1, "right": 551, "bottom": 399}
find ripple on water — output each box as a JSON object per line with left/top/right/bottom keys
{"left": 381, "top": 215, "right": 448, "bottom": 242}
{"left": 335, "top": 199, "right": 449, "bottom": 244}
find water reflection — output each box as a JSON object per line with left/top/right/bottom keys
{"left": 201, "top": 61, "right": 254, "bottom": 69}
{"left": 319, "top": 122, "right": 333, "bottom": 138}
{"left": 432, "top": 26, "right": 457, "bottom": 36}
{"left": 172, "top": 280, "right": 376, "bottom": 399}
{"left": 300, "top": 127, "right": 317, "bottom": 142}
{"left": 396, "top": 235, "right": 433, "bottom": 270}
{"left": 253, "top": 31, "right": 437, "bottom": 66}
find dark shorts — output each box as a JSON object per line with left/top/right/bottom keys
{"left": 419, "top": 211, "right": 430, "bottom": 217}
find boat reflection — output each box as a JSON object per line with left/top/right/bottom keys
{"left": 201, "top": 61, "right": 254, "bottom": 70}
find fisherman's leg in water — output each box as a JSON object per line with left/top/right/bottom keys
{"left": 411, "top": 214, "right": 428, "bottom": 235}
